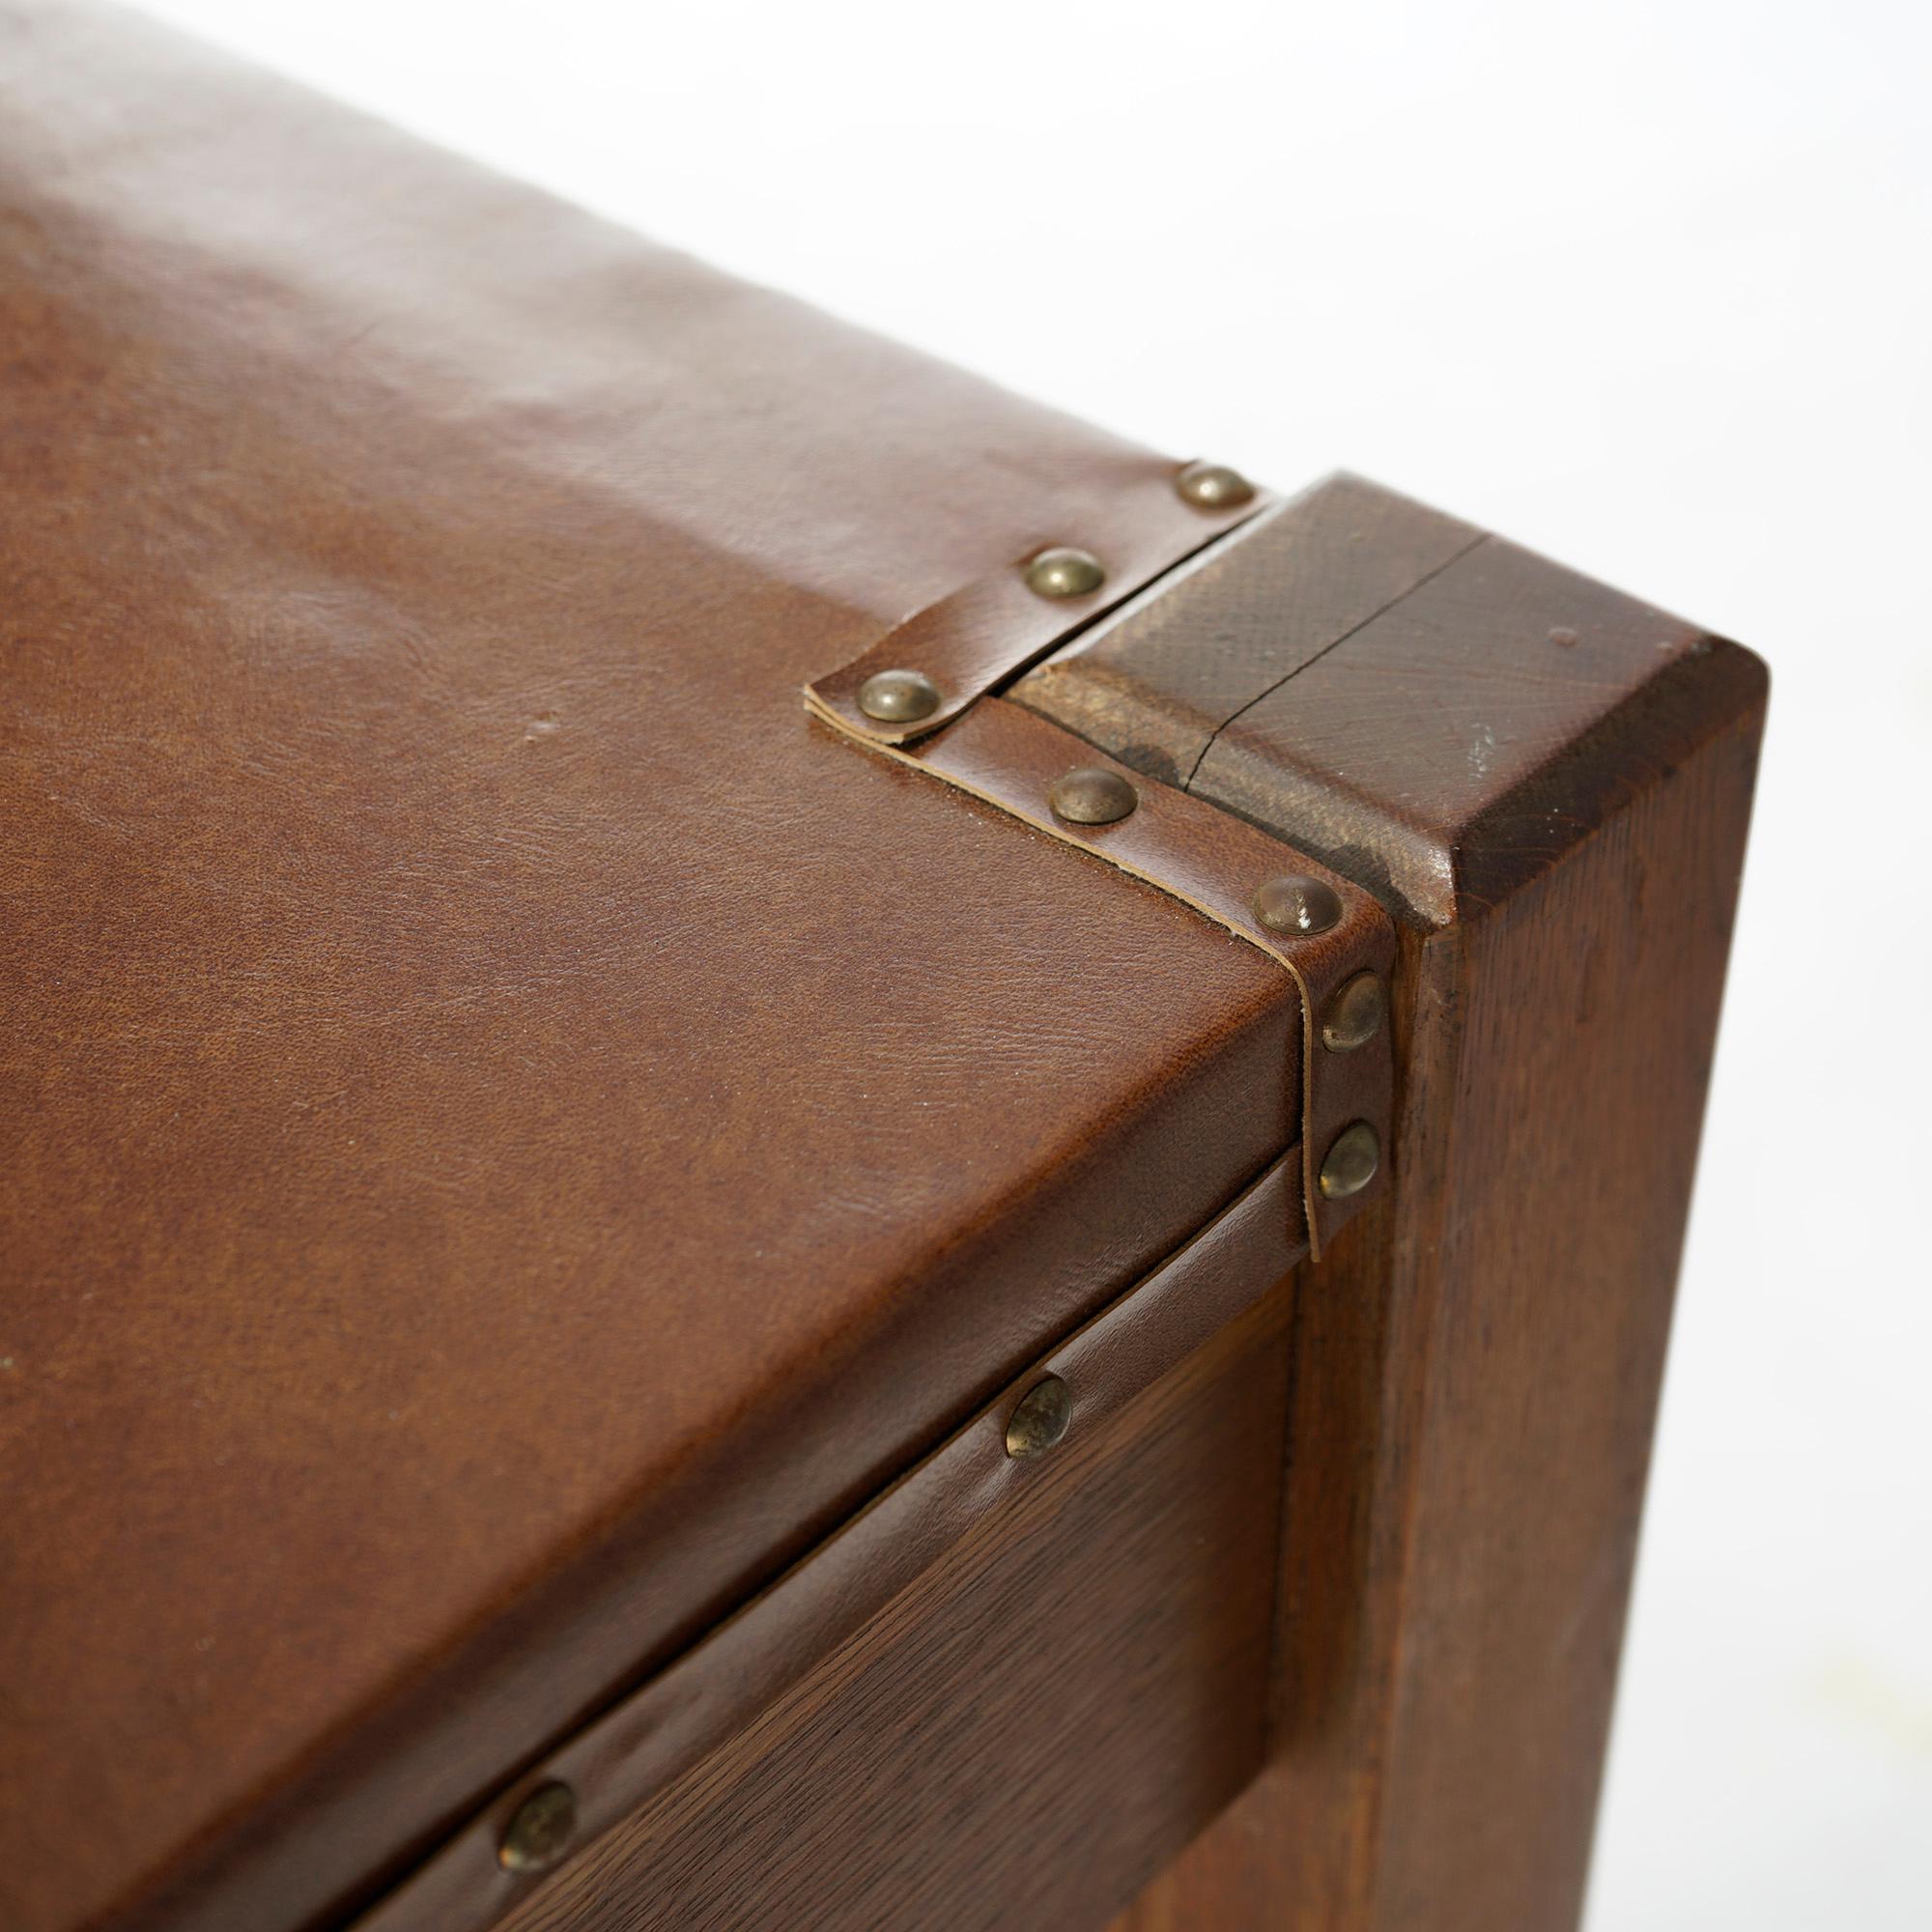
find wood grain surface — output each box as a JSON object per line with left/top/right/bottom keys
{"left": 1011, "top": 475, "right": 1482, "bottom": 790}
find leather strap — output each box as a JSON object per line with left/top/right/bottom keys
{"left": 807, "top": 459, "right": 1272, "bottom": 746}
{"left": 803, "top": 687, "right": 1396, "bottom": 1256}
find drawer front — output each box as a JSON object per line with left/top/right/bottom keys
{"left": 351, "top": 1158, "right": 1306, "bottom": 1932}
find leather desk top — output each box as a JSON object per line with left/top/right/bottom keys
{"left": 0, "top": 6, "right": 1295, "bottom": 1927}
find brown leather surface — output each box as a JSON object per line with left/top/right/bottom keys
{"left": 0, "top": 8, "right": 1298, "bottom": 1931}
{"left": 803, "top": 693, "right": 1396, "bottom": 1255}
{"left": 354, "top": 1155, "right": 1306, "bottom": 1932}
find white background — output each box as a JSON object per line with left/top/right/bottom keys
{"left": 131, "top": 2, "right": 1932, "bottom": 1923}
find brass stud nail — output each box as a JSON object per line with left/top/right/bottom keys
{"left": 1176, "top": 459, "right": 1256, "bottom": 510}
{"left": 1319, "top": 1122, "right": 1380, "bottom": 1200}
{"left": 1023, "top": 547, "right": 1106, "bottom": 600}
{"left": 857, "top": 668, "right": 942, "bottom": 724}
{"left": 1253, "top": 874, "right": 1343, "bottom": 937}
{"left": 1048, "top": 765, "right": 1138, "bottom": 826}
{"left": 1005, "top": 1376, "right": 1072, "bottom": 1459}
{"left": 1321, "top": 971, "right": 1385, "bottom": 1053}
{"left": 498, "top": 1781, "right": 578, "bottom": 1874}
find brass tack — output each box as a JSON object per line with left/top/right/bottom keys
{"left": 1319, "top": 1122, "right": 1380, "bottom": 1200}
{"left": 1176, "top": 460, "right": 1256, "bottom": 510}
{"left": 1048, "top": 766, "right": 1138, "bottom": 826}
{"left": 1321, "top": 971, "right": 1386, "bottom": 1053}
{"left": 857, "top": 668, "right": 942, "bottom": 724}
{"left": 498, "top": 1781, "right": 578, "bottom": 1874}
{"left": 1005, "top": 1376, "right": 1072, "bottom": 1459}
{"left": 1253, "top": 874, "right": 1343, "bottom": 937}
{"left": 1023, "top": 547, "right": 1106, "bottom": 600}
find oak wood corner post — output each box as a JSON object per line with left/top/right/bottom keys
{"left": 1030, "top": 488, "right": 1771, "bottom": 1932}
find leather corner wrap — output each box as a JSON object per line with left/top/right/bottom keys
{"left": 806, "top": 495, "right": 1396, "bottom": 1257}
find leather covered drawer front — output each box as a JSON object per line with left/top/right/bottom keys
{"left": 497, "top": 1289, "right": 1291, "bottom": 1932}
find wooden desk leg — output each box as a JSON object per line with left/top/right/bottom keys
{"left": 1050, "top": 508, "right": 1770, "bottom": 1932}
{"left": 1116, "top": 693, "right": 1765, "bottom": 1931}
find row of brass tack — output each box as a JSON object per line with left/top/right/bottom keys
{"left": 848, "top": 456, "right": 1385, "bottom": 1233}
